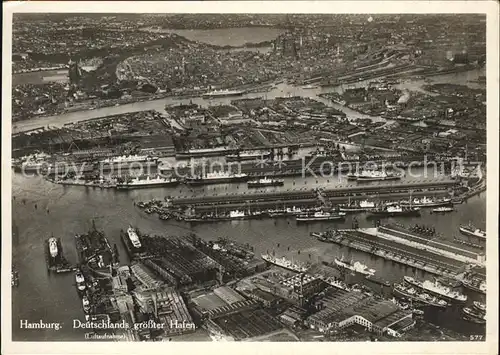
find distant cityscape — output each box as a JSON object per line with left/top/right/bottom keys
{"left": 11, "top": 13, "right": 487, "bottom": 343}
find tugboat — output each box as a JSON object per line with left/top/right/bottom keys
{"left": 296, "top": 211, "right": 346, "bottom": 223}
{"left": 459, "top": 223, "right": 486, "bottom": 239}
{"left": 247, "top": 177, "right": 284, "bottom": 188}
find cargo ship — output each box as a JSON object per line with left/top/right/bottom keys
{"left": 176, "top": 147, "right": 236, "bottom": 159}
{"left": 319, "top": 275, "right": 352, "bottom": 291}
{"left": 368, "top": 204, "right": 421, "bottom": 217}
{"left": 268, "top": 206, "right": 313, "bottom": 218}
{"left": 334, "top": 256, "right": 376, "bottom": 276}
{"left": 185, "top": 171, "right": 249, "bottom": 185}
{"left": 403, "top": 276, "right": 467, "bottom": 303}
{"left": 459, "top": 224, "right": 486, "bottom": 239}
{"left": 400, "top": 196, "right": 452, "bottom": 208}
{"left": 296, "top": 211, "right": 346, "bottom": 223}
{"left": 226, "top": 151, "right": 271, "bottom": 162}
{"left": 185, "top": 209, "right": 265, "bottom": 222}
{"left": 116, "top": 175, "right": 179, "bottom": 189}
{"left": 247, "top": 177, "right": 284, "bottom": 188}
{"left": 202, "top": 89, "right": 245, "bottom": 98}
{"left": 462, "top": 277, "right": 486, "bottom": 294}
{"left": 261, "top": 254, "right": 309, "bottom": 273}
{"left": 339, "top": 200, "right": 376, "bottom": 212}
{"left": 347, "top": 170, "right": 402, "bottom": 181}
{"left": 392, "top": 283, "right": 449, "bottom": 308}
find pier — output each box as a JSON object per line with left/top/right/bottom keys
{"left": 313, "top": 228, "right": 471, "bottom": 279}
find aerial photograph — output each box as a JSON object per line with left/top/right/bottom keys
{"left": 9, "top": 13, "right": 487, "bottom": 342}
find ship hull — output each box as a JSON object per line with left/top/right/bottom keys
{"left": 339, "top": 206, "right": 374, "bottom": 212}
{"left": 98, "top": 161, "right": 157, "bottom": 170}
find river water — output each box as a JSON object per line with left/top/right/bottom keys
{"left": 11, "top": 27, "right": 487, "bottom": 340}
{"left": 11, "top": 168, "right": 486, "bottom": 341}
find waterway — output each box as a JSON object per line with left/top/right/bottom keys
{"left": 11, "top": 168, "right": 486, "bottom": 341}
{"left": 140, "top": 26, "right": 285, "bottom": 47}
{"left": 12, "top": 67, "right": 485, "bottom": 134}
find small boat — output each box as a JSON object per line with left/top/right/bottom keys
{"left": 48, "top": 237, "right": 58, "bottom": 258}
{"left": 75, "top": 271, "right": 86, "bottom": 291}
{"left": 432, "top": 206, "right": 454, "bottom": 213}
{"left": 82, "top": 296, "right": 91, "bottom": 313}
{"left": 473, "top": 301, "right": 486, "bottom": 313}
{"left": 412, "top": 309, "right": 424, "bottom": 316}
{"left": 462, "top": 307, "right": 486, "bottom": 322}
{"left": 459, "top": 224, "right": 486, "bottom": 239}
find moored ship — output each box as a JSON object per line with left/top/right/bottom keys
{"left": 462, "top": 307, "right": 486, "bottom": 324}
{"left": 432, "top": 206, "right": 454, "bottom": 213}
{"left": 473, "top": 301, "right": 486, "bottom": 313}
{"left": 334, "top": 256, "right": 376, "bottom": 276}
{"left": 247, "top": 177, "right": 284, "bottom": 188}
{"left": 185, "top": 171, "right": 249, "bottom": 185}
{"left": 459, "top": 224, "right": 486, "bottom": 239}
{"left": 296, "top": 211, "right": 346, "bottom": 223}
{"left": 400, "top": 196, "right": 452, "bottom": 208}
{"left": 347, "top": 170, "right": 401, "bottom": 181}
{"left": 261, "top": 254, "right": 309, "bottom": 273}
{"left": 339, "top": 200, "right": 376, "bottom": 212}
{"left": 99, "top": 154, "right": 157, "bottom": 166}
{"left": 404, "top": 276, "right": 467, "bottom": 303}
{"left": 462, "top": 277, "right": 486, "bottom": 294}
{"left": 226, "top": 151, "right": 271, "bottom": 162}
{"left": 185, "top": 209, "right": 265, "bottom": 222}
{"left": 202, "top": 88, "right": 245, "bottom": 98}
{"left": 75, "top": 270, "right": 86, "bottom": 291}
{"left": 116, "top": 175, "right": 179, "bottom": 189}
{"left": 369, "top": 204, "right": 421, "bottom": 217}
{"left": 393, "top": 283, "right": 449, "bottom": 308}
{"left": 176, "top": 147, "right": 236, "bottom": 159}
